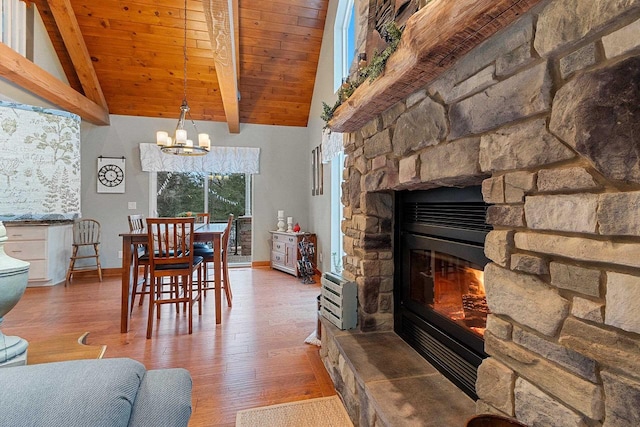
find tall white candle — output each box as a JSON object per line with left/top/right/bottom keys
{"left": 277, "top": 210, "right": 284, "bottom": 218}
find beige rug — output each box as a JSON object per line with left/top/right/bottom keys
{"left": 236, "top": 395, "right": 353, "bottom": 427}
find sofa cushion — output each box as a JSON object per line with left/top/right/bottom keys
{"left": 128, "top": 368, "right": 192, "bottom": 427}
{"left": 0, "top": 358, "right": 146, "bottom": 427}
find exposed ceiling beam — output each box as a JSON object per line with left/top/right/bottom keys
{"left": 0, "top": 42, "right": 110, "bottom": 125}
{"left": 203, "top": 0, "right": 240, "bottom": 134}
{"left": 45, "top": 0, "right": 108, "bottom": 111}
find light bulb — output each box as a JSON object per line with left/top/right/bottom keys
{"left": 156, "top": 131, "right": 169, "bottom": 146}
{"left": 176, "top": 129, "right": 187, "bottom": 144}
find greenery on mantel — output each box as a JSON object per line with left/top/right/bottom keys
{"left": 321, "top": 21, "right": 403, "bottom": 127}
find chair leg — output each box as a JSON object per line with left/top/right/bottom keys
{"left": 197, "top": 266, "right": 203, "bottom": 315}
{"left": 200, "top": 261, "right": 210, "bottom": 297}
{"left": 94, "top": 243, "right": 103, "bottom": 281}
{"left": 146, "top": 278, "right": 157, "bottom": 339}
{"left": 65, "top": 246, "right": 79, "bottom": 286}
{"left": 223, "top": 259, "right": 232, "bottom": 307}
{"left": 130, "top": 258, "right": 140, "bottom": 314}
{"left": 158, "top": 279, "right": 164, "bottom": 319}
{"left": 182, "top": 275, "right": 189, "bottom": 312}
{"left": 187, "top": 275, "right": 193, "bottom": 335}
{"left": 132, "top": 263, "right": 150, "bottom": 311}
{"left": 138, "top": 265, "right": 149, "bottom": 306}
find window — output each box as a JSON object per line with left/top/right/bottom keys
{"left": 329, "top": 0, "right": 354, "bottom": 272}
{"left": 153, "top": 172, "right": 249, "bottom": 221}
{"left": 0, "top": 0, "right": 27, "bottom": 56}
{"left": 330, "top": 152, "right": 345, "bottom": 273}
{"left": 334, "top": 0, "right": 356, "bottom": 91}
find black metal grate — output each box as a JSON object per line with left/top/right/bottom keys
{"left": 402, "top": 202, "right": 491, "bottom": 233}
{"left": 402, "top": 315, "right": 479, "bottom": 399}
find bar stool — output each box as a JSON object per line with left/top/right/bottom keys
{"left": 145, "top": 217, "right": 203, "bottom": 339}
{"left": 65, "top": 219, "right": 103, "bottom": 286}
{"left": 193, "top": 213, "right": 210, "bottom": 250}
{"left": 128, "top": 214, "right": 150, "bottom": 312}
{"left": 194, "top": 214, "right": 233, "bottom": 307}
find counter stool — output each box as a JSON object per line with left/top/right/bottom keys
{"left": 128, "top": 214, "right": 150, "bottom": 312}
{"left": 146, "top": 217, "right": 203, "bottom": 339}
{"left": 194, "top": 214, "right": 233, "bottom": 307}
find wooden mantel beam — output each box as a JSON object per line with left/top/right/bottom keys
{"left": 45, "top": 0, "right": 109, "bottom": 112}
{"left": 328, "top": 0, "right": 544, "bottom": 133}
{"left": 203, "top": 0, "right": 240, "bottom": 134}
{"left": 0, "top": 42, "right": 110, "bottom": 125}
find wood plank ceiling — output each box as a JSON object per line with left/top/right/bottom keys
{"left": 33, "top": 0, "right": 328, "bottom": 129}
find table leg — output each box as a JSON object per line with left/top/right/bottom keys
{"left": 213, "top": 234, "right": 222, "bottom": 324}
{"left": 121, "top": 236, "right": 134, "bottom": 333}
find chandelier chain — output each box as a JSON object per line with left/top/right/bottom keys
{"left": 155, "top": 0, "right": 209, "bottom": 155}
{"left": 183, "top": 0, "right": 188, "bottom": 103}
{"left": 183, "top": 0, "right": 200, "bottom": 133}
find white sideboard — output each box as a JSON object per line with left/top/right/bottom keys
{"left": 4, "top": 223, "right": 73, "bottom": 287}
{"left": 270, "top": 231, "right": 316, "bottom": 277}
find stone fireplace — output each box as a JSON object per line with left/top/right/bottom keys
{"left": 320, "top": 0, "right": 640, "bottom": 426}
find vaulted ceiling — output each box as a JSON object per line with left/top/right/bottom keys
{"left": 26, "top": 0, "right": 328, "bottom": 130}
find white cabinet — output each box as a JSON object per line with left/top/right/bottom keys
{"left": 270, "top": 231, "right": 316, "bottom": 277}
{"left": 4, "top": 223, "right": 73, "bottom": 286}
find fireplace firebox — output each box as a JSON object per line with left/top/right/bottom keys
{"left": 395, "top": 186, "right": 491, "bottom": 399}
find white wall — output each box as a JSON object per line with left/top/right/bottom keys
{"left": 81, "top": 116, "right": 311, "bottom": 268}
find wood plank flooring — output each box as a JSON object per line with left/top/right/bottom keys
{"left": 3, "top": 267, "right": 336, "bottom": 426}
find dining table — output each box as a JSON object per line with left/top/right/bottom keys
{"left": 119, "top": 222, "right": 228, "bottom": 332}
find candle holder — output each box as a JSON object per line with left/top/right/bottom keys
{"left": 287, "top": 217, "right": 293, "bottom": 233}
{"left": 277, "top": 211, "right": 285, "bottom": 232}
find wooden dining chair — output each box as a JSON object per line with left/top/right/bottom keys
{"left": 193, "top": 213, "right": 210, "bottom": 250}
{"left": 145, "top": 217, "right": 203, "bottom": 339}
{"left": 194, "top": 214, "right": 233, "bottom": 307}
{"left": 195, "top": 213, "right": 210, "bottom": 224}
{"left": 128, "top": 214, "right": 150, "bottom": 312}
{"left": 65, "top": 219, "right": 103, "bottom": 286}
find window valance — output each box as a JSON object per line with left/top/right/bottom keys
{"left": 140, "top": 143, "right": 260, "bottom": 174}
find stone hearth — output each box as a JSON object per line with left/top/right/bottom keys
{"left": 320, "top": 0, "right": 640, "bottom": 426}
{"left": 320, "top": 318, "right": 476, "bottom": 426}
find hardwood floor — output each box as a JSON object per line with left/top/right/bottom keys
{"left": 4, "top": 267, "right": 336, "bottom": 426}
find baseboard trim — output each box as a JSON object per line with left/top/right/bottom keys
{"left": 72, "top": 268, "right": 121, "bottom": 278}
{"left": 73, "top": 264, "right": 271, "bottom": 278}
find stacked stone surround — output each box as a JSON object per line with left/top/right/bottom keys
{"left": 237, "top": 216, "right": 252, "bottom": 256}
{"left": 324, "top": 0, "right": 640, "bottom": 426}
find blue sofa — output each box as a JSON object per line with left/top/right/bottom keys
{"left": 0, "top": 358, "right": 192, "bottom": 427}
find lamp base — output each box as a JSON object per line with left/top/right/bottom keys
{"left": 0, "top": 332, "right": 28, "bottom": 367}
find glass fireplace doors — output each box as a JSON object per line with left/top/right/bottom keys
{"left": 395, "top": 186, "right": 491, "bottom": 399}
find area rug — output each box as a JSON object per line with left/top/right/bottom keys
{"left": 235, "top": 395, "right": 352, "bottom": 427}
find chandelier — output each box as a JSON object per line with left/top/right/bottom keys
{"left": 156, "top": 0, "right": 210, "bottom": 156}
